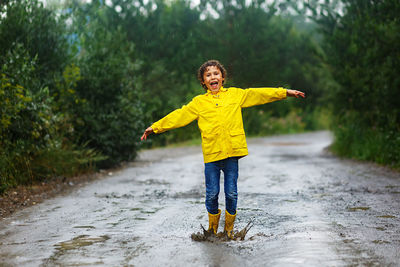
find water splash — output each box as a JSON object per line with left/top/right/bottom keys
{"left": 191, "top": 220, "right": 253, "bottom": 242}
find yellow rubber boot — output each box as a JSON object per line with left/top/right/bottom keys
{"left": 224, "top": 210, "right": 237, "bottom": 239}
{"left": 208, "top": 209, "right": 221, "bottom": 234}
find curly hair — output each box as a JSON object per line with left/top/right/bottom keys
{"left": 197, "top": 60, "right": 227, "bottom": 91}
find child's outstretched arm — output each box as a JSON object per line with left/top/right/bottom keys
{"left": 286, "top": 89, "right": 305, "bottom": 98}
{"left": 239, "top": 87, "right": 305, "bottom": 108}
{"left": 141, "top": 127, "right": 154, "bottom": 141}
{"left": 140, "top": 99, "right": 199, "bottom": 141}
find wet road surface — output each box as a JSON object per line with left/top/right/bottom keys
{"left": 0, "top": 131, "right": 399, "bottom": 266}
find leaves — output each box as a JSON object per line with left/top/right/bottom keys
{"left": 312, "top": 0, "right": 400, "bottom": 167}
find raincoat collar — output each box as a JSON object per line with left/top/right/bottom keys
{"left": 206, "top": 86, "right": 227, "bottom": 96}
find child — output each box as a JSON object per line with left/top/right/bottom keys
{"left": 141, "top": 60, "right": 305, "bottom": 238}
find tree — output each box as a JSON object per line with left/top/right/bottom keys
{"left": 69, "top": 1, "right": 144, "bottom": 165}
{"left": 0, "top": 0, "right": 69, "bottom": 90}
{"left": 308, "top": 0, "right": 400, "bottom": 167}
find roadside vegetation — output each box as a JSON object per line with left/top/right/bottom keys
{"left": 0, "top": 0, "right": 399, "bottom": 193}
{"left": 310, "top": 0, "right": 400, "bottom": 168}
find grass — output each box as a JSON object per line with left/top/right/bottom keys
{"left": 330, "top": 122, "right": 400, "bottom": 170}
{"left": 0, "top": 141, "right": 105, "bottom": 194}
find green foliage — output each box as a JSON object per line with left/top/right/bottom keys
{"left": 109, "top": 0, "right": 203, "bottom": 146}
{"left": 0, "top": 48, "right": 52, "bottom": 153}
{"left": 0, "top": 0, "right": 69, "bottom": 89}
{"left": 331, "top": 112, "right": 400, "bottom": 169}
{"left": 0, "top": 75, "right": 31, "bottom": 137}
{"left": 243, "top": 107, "right": 306, "bottom": 137}
{"left": 30, "top": 141, "right": 107, "bottom": 180}
{"left": 0, "top": 68, "right": 104, "bottom": 193}
{"left": 311, "top": 0, "right": 400, "bottom": 167}
{"left": 0, "top": 1, "right": 106, "bottom": 193}
{"left": 54, "top": 64, "right": 83, "bottom": 112}
{"left": 0, "top": 43, "right": 51, "bottom": 192}
{"left": 70, "top": 2, "right": 144, "bottom": 166}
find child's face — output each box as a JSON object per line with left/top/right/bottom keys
{"left": 202, "top": 66, "right": 224, "bottom": 94}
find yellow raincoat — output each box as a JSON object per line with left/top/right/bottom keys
{"left": 151, "top": 87, "right": 287, "bottom": 163}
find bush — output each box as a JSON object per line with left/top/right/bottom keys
{"left": 71, "top": 4, "right": 144, "bottom": 166}
{"left": 0, "top": 69, "right": 104, "bottom": 193}
{"left": 331, "top": 112, "right": 400, "bottom": 168}
{"left": 0, "top": 2, "right": 106, "bottom": 193}
{"left": 0, "top": 0, "right": 69, "bottom": 89}
{"left": 316, "top": 0, "right": 400, "bottom": 168}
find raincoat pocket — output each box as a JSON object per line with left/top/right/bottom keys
{"left": 230, "top": 129, "right": 246, "bottom": 149}
{"left": 202, "top": 133, "right": 221, "bottom": 155}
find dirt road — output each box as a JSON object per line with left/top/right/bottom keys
{"left": 0, "top": 131, "right": 399, "bottom": 266}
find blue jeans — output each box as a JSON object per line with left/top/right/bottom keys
{"left": 204, "top": 157, "right": 239, "bottom": 215}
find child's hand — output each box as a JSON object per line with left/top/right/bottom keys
{"left": 287, "top": 89, "right": 305, "bottom": 98}
{"left": 141, "top": 127, "right": 154, "bottom": 141}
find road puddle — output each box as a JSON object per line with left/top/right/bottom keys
{"left": 283, "top": 199, "right": 298, "bottom": 203}
{"left": 140, "top": 207, "right": 162, "bottom": 214}
{"left": 55, "top": 235, "right": 110, "bottom": 251}
{"left": 372, "top": 240, "right": 390, "bottom": 244}
{"left": 347, "top": 207, "right": 370, "bottom": 212}
{"left": 133, "top": 217, "right": 147, "bottom": 220}
{"left": 376, "top": 215, "right": 396, "bottom": 218}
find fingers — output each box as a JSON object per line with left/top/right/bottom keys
{"left": 141, "top": 130, "right": 149, "bottom": 141}
{"left": 299, "top": 91, "right": 305, "bottom": 98}
{"left": 141, "top": 127, "right": 154, "bottom": 141}
{"left": 297, "top": 91, "right": 305, "bottom": 98}
{"left": 290, "top": 90, "right": 305, "bottom": 98}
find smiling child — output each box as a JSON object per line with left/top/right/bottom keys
{"left": 141, "top": 60, "right": 305, "bottom": 238}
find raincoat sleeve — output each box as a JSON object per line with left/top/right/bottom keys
{"left": 151, "top": 100, "right": 199, "bottom": 134}
{"left": 239, "top": 87, "right": 287, "bottom": 108}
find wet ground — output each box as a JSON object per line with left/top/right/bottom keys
{"left": 0, "top": 131, "right": 399, "bottom": 266}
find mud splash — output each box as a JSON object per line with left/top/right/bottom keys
{"left": 191, "top": 221, "right": 253, "bottom": 242}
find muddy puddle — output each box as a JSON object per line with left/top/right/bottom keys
{"left": 0, "top": 131, "right": 399, "bottom": 266}
{"left": 191, "top": 220, "right": 253, "bottom": 242}
{"left": 55, "top": 235, "right": 110, "bottom": 251}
